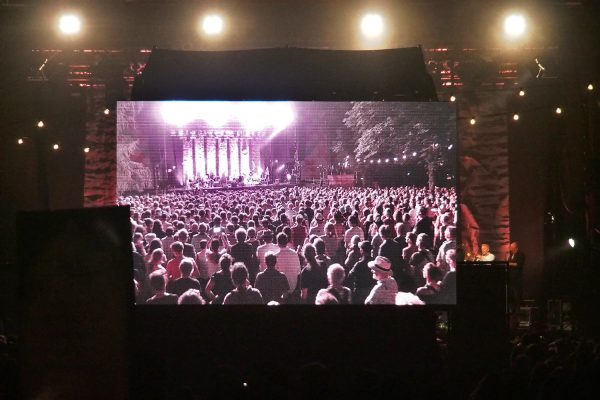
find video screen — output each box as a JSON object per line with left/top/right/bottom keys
{"left": 117, "top": 101, "right": 457, "bottom": 305}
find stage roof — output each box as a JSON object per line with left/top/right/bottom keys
{"left": 131, "top": 47, "right": 437, "bottom": 102}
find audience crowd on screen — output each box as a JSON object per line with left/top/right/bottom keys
{"left": 119, "top": 185, "right": 457, "bottom": 305}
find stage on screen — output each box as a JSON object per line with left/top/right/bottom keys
{"left": 118, "top": 101, "right": 457, "bottom": 306}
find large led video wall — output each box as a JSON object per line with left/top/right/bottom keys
{"left": 118, "top": 101, "right": 457, "bottom": 305}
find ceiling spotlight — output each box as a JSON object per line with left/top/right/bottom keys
{"left": 17, "top": 138, "right": 24, "bottom": 145}
{"left": 52, "top": 144, "right": 60, "bottom": 150}
{"left": 393, "top": 157, "right": 398, "bottom": 161}
{"left": 555, "top": 107, "right": 562, "bottom": 115}
{"left": 402, "top": 155, "right": 407, "bottom": 159}
{"left": 369, "top": 160, "right": 374, "bottom": 164}
{"left": 83, "top": 147, "right": 90, "bottom": 153}
{"left": 58, "top": 14, "right": 81, "bottom": 35}
{"left": 361, "top": 14, "right": 384, "bottom": 38}
{"left": 513, "top": 114, "right": 520, "bottom": 121}
{"left": 470, "top": 117, "right": 476, "bottom": 125}
{"left": 568, "top": 238, "right": 575, "bottom": 248}
{"left": 587, "top": 83, "right": 594, "bottom": 91}
{"left": 504, "top": 14, "right": 526, "bottom": 39}
{"left": 450, "top": 95, "right": 456, "bottom": 102}
{"left": 202, "top": 15, "right": 224, "bottom": 35}
{"left": 385, "top": 158, "right": 389, "bottom": 163}
{"left": 377, "top": 159, "right": 381, "bottom": 164}
{"left": 104, "top": 108, "right": 110, "bottom": 115}
{"left": 412, "top": 152, "right": 417, "bottom": 157}
{"left": 518, "top": 89, "right": 526, "bottom": 97}
{"left": 37, "top": 120, "right": 45, "bottom": 128}
{"left": 448, "top": 144, "right": 453, "bottom": 150}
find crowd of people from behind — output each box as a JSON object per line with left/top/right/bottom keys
{"left": 120, "top": 185, "right": 457, "bottom": 305}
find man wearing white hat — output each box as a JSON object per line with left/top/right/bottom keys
{"left": 365, "top": 256, "right": 398, "bottom": 305}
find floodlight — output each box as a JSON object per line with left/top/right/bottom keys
{"left": 202, "top": 15, "right": 224, "bottom": 35}
{"left": 504, "top": 14, "right": 526, "bottom": 39}
{"left": 568, "top": 238, "right": 575, "bottom": 248}
{"left": 59, "top": 14, "right": 81, "bottom": 35}
{"left": 361, "top": 14, "right": 384, "bottom": 38}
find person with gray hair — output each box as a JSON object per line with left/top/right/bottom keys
{"left": 316, "top": 264, "right": 352, "bottom": 304}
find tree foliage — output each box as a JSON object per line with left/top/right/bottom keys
{"left": 341, "top": 102, "right": 455, "bottom": 189}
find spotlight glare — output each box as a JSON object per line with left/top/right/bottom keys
{"left": 385, "top": 158, "right": 389, "bottom": 163}
{"left": 450, "top": 95, "right": 456, "bottom": 102}
{"left": 555, "top": 107, "right": 562, "bottom": 115}
{"left": 568, "top": 238, "right": 575, "bottom": 248}
{"left": 448, "top": 144, "right": 453, "bottom": 150}
{"left": 402, "top": 155, "right": 407, "bottom": 159}
{"left": 513, "top": 114, "right": 520, "bottom": 121}
{"left": 52, "top": 144, "right": 59, "bottom": 150}
{"left": 587, "top": 83, "right": 594, "bottom": 91}
{"left": 37, "top": 120, "right": 45, "bottom": 128}
{"left": 412, "top": 152, "right": 417, "bottom": 157}
{"left": 286, "top": 174, "right": 292, "bottom": 181}
{"left": 518, "top": 89, "right": 526, "bottom": 97}
{"left": 17, "top": 138, "right": 24, "bottom": 145}
{"left": 202, "top": 15, "right": 224, "bottom": 35}
{"left": 361, "top": 14, "right": 384, "bottom": 38}
{"left": 504, "top": 14, "right": 526, "bottom": 39}
{"left": 104, "top": 108, "right": 110, "bottom": 115}
{"left": 377, "top": 159, "right": 381, "bottom": 164}
{"left": 58, "top": 14, "right": 81, "bottom": 35}
{"left": 83, "top": 147, "right": 90, "bottom": 153}
{"left": 470, "top": 117, "right": 476, "bottom": 125}
{"left": 393, "top": 157, "right": 398, "bottom": 161}
{"left": 369, "top": 160, "right": 374, "bottom": 164}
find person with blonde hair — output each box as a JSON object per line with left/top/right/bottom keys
{"left": 316, "top": 264, "right": 351, "bottom": 304}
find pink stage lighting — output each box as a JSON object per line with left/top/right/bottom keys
{"left": 160, "top": 102, "right": 295, "bottom": 138}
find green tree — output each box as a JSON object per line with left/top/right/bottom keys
{"left": 342, "top": 102, "right": 455, "bottom": 190}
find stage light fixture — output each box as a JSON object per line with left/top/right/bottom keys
{"left": 361, "top": 14, "right": 384, "bottom": 38}
{"left": 555, "top": 107, "right": 562, "bottom": 115}
{"left": 83, "top": 147, "right": 90, "bottom": 153}
{"left": 513, "top": 114, "right": 520, "bottom": 121}
{"left": 104, "top": 108, "right": 110, "bottom": 115}
{"left": 504, "top": 14, "right": 526, "bottom": 39}
{"left": 37, "top": 120, "right": 45, "bottom": 128}
{"left": 52, "top": 144, "right": 59, "bottom": 150}
{"left": 448, "top": 144, "right": 453, "bottom": 150}
{"left": 393, "top": 157, "right": 398, "bottom": 161}
{"left": 202, "top": 15, "right": 224, "bottom": 35}
{"left": 568, "top": 238, "right": 575, "bottom": 248}
{"left": 59, "top": 14, "right": 81, "bottom": 35}
{"left": 450, "top": 95, "right": 456, "bottom": 102}
{"left": 286, "top": 174, "right": 292, "bottom": 181}
{"left": 470, "top": 118, "right": 476, "bottom": 125}
{"left": 587, "top": 83, "right": 594, "bottom": 91}
{"left": 402, "top": 155, "right": 407, "bottom": 159}
{"left": 17, "top": 138, "right": 24, "bottom": 145}
{"left": 377, "top": 159, "right": 381, "bottom": 164}
{"left": 385, "top": 158, "right": 389, "bottom": 163}
{"left": 412, "top": 152, "right": 417, "bottom": 157}
{"left": 518, "top": 89, "right": 526, "bottom": 97}
{"left": 369, "top": 160, "right": 374, "bottom": 164}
